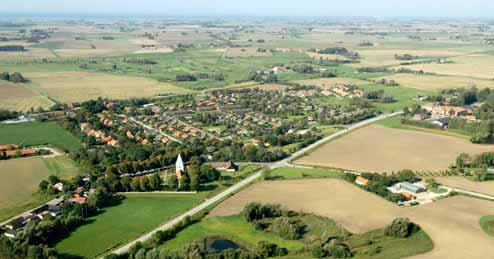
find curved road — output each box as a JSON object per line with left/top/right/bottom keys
{"left": 108, "top": 111, "right": 403, "bottom": 256}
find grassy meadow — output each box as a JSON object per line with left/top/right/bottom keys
{"left": 56, "top": 193, "right": 209, "bottom": 258}
{"left": 0, "top": 122, "right": 82, "bottom": 152}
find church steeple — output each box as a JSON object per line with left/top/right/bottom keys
{"left": 175, "top": 153, "right": 185, "bottom": 179}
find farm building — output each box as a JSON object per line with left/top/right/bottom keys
{"left": 355, "top": 176, "right": 369, "bottom": 186}
{"left": 398, "top": 182, "right": 426, "bottom": 194}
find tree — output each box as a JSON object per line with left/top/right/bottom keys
{"left": 139, "top": 176, "right": 150, "bottom": 191}
{"left": 48, "top": 175, "right": 60, "bottom": 184}
{"left": 148, "top": 173, "right": 162, "bottom": 191}
{"left": 130, "top": 177, "right": 141, "bottom": 191}
{"left": 38, "top": 180, "right": 49, "bottom": 191}
{"left": 384, "top": 218, "right": 419, "bottom": 238}
{"left": 9, "top": 72, "right": 25, "bottom": 83}
{"left": 166, "top": 174, "right": 178, "bottom": 190}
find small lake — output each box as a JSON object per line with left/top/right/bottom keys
{"left": 208, "top": 238, "right": 240, "bottom": 253}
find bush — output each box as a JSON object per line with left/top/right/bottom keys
{"left": 269, "top": 217, "right": 302, "bottom": 240}
{"left": 312, "top": 246, "right": 326, "bottom": 258}
{"left": 384, "top": 218, "right": 419, "bottom": 238}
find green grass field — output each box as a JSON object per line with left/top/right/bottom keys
{"left": 269, "top": 167, "right": 344, "bottom": 180}
{"left": 358, "top": 84, "right": 430, "bottom": 113}
{"left": 480, "top": 215, "right": 494, "bottom": 237}
{"left": 375, "top": 115, "right": 470, "bottom": 140}
{"left": 160, "top": 215, "right": 305, "bottom": 251}
{"left": 56, "top": 193, "right": 209, "bottom": 258}
{"left": 0, "top": 122, "right": 82, "bottom": 152}
{"left": 0, "top": 156, "right": 80, "bottom": 222}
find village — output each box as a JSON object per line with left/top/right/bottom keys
{"left": 73, "top": 87, "right": 377, "bottom": 154}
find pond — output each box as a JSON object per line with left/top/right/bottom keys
{"left": 207, "top": 238, "right": 241, "bottom": 253}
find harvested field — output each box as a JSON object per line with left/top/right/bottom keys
{"left": 129, "top": 38, "right": 160, "bottom": 45}
{"left": 53, "top": 49, "right": 132, "bottom": 58}
{"left": 376, "top": 73, "right": 494, "bottom": 91}
{"left": 210, "top": 179, "right": 494, "bottom": 259}
{"left": 226, "top": 47, "right": 272, "bottom": 58}
{"left": 291, "top": 77, "right": 369, "bottom": 88}
{"left": 0, "top": 48, "right": 56, "bottom": 59}
{"left": 25, "top": 71, "right": 190, "bottom": 103}
{"left": 210, "top": 179, "right": 397, "bottom": 233}
{"left": 0, "top": 81, "right": 37, "bottom": 99}
{"left": 434, "top": 176, "right": 494, "bottom": 196}
{"left": 355, "top": 49, "right": 464, "bottom": 67}
{"left": 294, "top": 124, "right": 494, "bottom": 172}
{"left": 133, "top": 47, "right": 174, "bottom": 54}
{"left": 0, "top": 96, "right": 53, "bottom": 112}
{"left": 399, "top": 54, "right": 494, "bottom": 80}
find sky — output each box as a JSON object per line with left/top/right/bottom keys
{"left": 1, "top": 0, "right": 494, "bottom": 18}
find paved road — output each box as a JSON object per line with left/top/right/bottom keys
{"left": 441, "top": 185, "right": 494, "bottom": 200}
{"left": 108, "top": 111, "right": 403, "bottom": 256}
{"left": 123, "top": 115, "right": 183, "bottom": 144}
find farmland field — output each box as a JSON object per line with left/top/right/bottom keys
{"left": 376, "top": 73, "right": 494, "bottom": 91}
{"left": 0, "top": 156, "right": 78, "bottom": 222}
{"left": 0, "top": 122, "right": 82, "bottom": 152}
{"left": 25, "top": 71, "right": 190, "bottom": 103}
{"left": 0, "top": 81, "right": 53, "bottom": 111}
{"left": 0, "top": 157, "right": 53, "bottom": 222}
{"left": 294, "top": 124, "right": 494, "bottom": 172}
{"left": 56, "top": 193, "right": 208, "bottom": 258}
{"left": 226, "top": 47, "right": 272, "bottom": 57}
{"left": 355, "top": 49, "right": 465, "bottom": 67}
{"left": 210, "top": 178, "right": 494, "bottom": 259}
{"left": 434, "top": 176, "right": 494, "bottom": 196}
{"left": 397, "top": 54, "right": 494, "bottom": 80}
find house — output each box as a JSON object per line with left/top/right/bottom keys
{"left": 431, "top": 117, "right": 450, "bottom": 128}
{"left": 413, "top": 113, "right": 430, "bottom": 121}
{"left": 402, "top": 192, "right": 415, "bottom": 201}
{"left": 5, "top": 217, "right": 24, "bottom": 230}
{"left": 0, "top": 144, "right": 19, "bottom": 151}
{"left": 176, "top": 153, "right": 185, "bottom": 179}
{"left": 108, "top": 139, "right": 119, "bottom": 147}
{"left": 47, "top": 205, "right": 62, "bottom": 217}
{"left": 72, "top": 187, "right": 87, "bottom": 204}
{"left": 31, "top": 205, "right": 50, "bottom": 219}
{"left": 4, "top": 230, "right": 17, "bottom": 238}
{"left": 355, "top": 176, "right": 369, "bottom": 186}
{"left": 53, "top": 182, "right": 64, "bottom": 192}
{"left": 210, "top": 161, "right": 238, "bottom": 172}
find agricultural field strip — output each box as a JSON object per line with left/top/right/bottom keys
{"left": 108, "top": 111, "right": 403, "bottom": 256}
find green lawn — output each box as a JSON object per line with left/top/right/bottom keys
{"left": 480, "top": 215, "right": 494, "bottom": 237}
{"left": 160, "top": 215, "right": 305, "bottom": 251}
{"left": 0, "top": 122, "right": 82, "bottom": 152}
{"left": 269, "top": 167, "right": 344, "bottom": 180}
{"left": 56, "top": 193, "right": 208, "bottom": 258}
